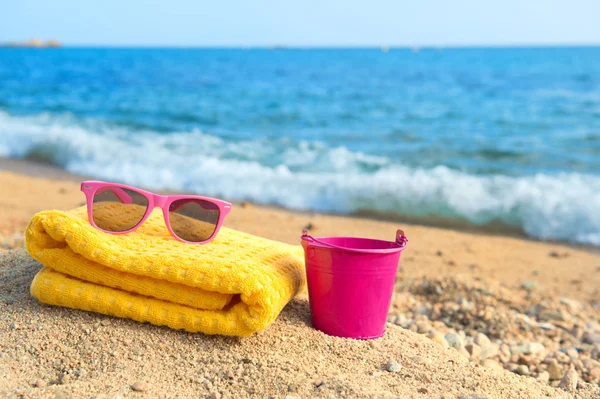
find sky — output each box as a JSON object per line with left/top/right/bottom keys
{"left": 1, "top": 0, "right": 600, "bottom": 47}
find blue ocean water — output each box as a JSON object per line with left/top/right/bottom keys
{"left": 0, "top": 47, "right": 599, "bottom": 245}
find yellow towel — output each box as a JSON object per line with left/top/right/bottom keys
{"left": 25, "top": 206, "right": 305, "bottom": 336}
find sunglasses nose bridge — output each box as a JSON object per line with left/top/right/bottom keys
{"left": 152, "top": 194, "right": 169, "bottom": 210}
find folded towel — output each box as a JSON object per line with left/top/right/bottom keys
{"left": 25, "top": 206, "right": 305, "bottom": 336}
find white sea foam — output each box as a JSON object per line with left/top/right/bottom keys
{"left": 1, "top": 111, "right": 599, "bottom": 246}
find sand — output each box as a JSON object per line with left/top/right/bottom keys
{"left": 0, "top": 165, "right": 599, "bottom": 398}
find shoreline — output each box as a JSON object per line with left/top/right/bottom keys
{"left": 0, "top": 156, "right": 90, "bottom": 181}
{"left": 1, "top": 156, "right": 596, "bottom": 253}
{"left": 0, "top": 157, "right": 599, "bottom": 302}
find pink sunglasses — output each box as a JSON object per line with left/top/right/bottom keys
{"left": 81, "top": 181, "right": 232, "bottom": 244}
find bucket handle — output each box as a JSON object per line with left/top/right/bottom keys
{"left": 301, "top": 229, "right": 408, "bottom": 250}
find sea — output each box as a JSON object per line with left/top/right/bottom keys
{"left": 0, "top": 47, "right": 599, "bottom": 246}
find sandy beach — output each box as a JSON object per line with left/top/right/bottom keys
{"left": 1, "top": 162, "right": 599, "bottom": 399}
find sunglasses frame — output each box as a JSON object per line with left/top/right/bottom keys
{"left": 81, "top": 180, "right": 232, "bottom": 244}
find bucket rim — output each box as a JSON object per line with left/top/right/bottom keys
{"left": 301, "top": 229, "right": 408, "bottom": 254}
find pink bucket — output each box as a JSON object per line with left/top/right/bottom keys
{"left": 300, "top": 229, "right": 408, "bottom": 339}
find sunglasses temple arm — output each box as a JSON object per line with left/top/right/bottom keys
{"left": 168, "top": 199, "right": 220, "bottom": 212}
{"left": 112, "top": 188, "right": 133, "bottom": 204}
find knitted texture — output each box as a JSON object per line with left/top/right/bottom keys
{"left": 26, "top": 206, "right": 305, "bottom": 336}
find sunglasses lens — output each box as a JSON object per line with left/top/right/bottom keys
{"left": 92, "top": 187, "right": 149, "bottom": 232}
{"left": 168, "top": 199, "right": 220, "bottom": 243}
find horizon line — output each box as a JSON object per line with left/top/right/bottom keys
{"left": 2, "top": 41, "right": 600, "bottom": 49}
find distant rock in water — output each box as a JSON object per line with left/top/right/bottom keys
{"left": 1, "top": 38, "right": 62, "bottom": 48}
{"left": 45, "top": 40, "right": 61, "bottom": 48}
